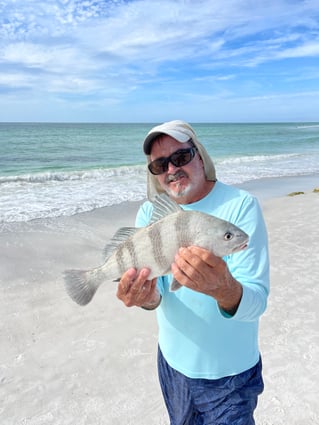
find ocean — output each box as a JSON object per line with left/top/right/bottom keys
{"left": 1, "top": 122, "right": 319, "bottom": 223}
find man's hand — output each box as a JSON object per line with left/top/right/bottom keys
{"left": 171, "top": 246, "right": 242, "bottom": 314}
{"left": 117, "top": 268, "right": 161, "bottom": 310}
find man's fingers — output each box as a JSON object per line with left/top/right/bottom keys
{"left": 117, "top": 268, "right": 154, "bottom": 307}
{"left": 183, "top": 246, "right": 219, "bottom": 268}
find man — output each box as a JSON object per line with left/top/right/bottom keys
{"left": 117, "top": 120, "right": 269, "bottom": 425}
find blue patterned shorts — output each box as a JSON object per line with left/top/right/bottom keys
{"left": 157, "top": 347, "right": 264, "bottom": 425}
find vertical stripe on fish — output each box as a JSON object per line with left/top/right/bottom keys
{"left": 116, "top": 238, "right": 138, "bottom": 275}
{"left": 175, "top": 211, "right": 192, "bottom": 247}
{"left": 148, "top": 223, "right": 167, "bottom": 271}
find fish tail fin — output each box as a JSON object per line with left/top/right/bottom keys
{"left": 64, "top": 269, "right": 99, "bottom": 306}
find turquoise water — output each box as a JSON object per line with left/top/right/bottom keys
{"left": 1, "top": 122, "right": 319, "bottom": 222}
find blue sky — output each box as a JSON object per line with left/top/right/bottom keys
{"left": 1, "top": 0, "right": 319, "bottom": 122}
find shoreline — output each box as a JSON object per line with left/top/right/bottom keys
{"left": 236, "top": 173, "right": 319, "bottom": 202}
{"left": 1, "top": 175, "right": 319, "bottom": 424}
{"left": 1, "top": 173, "right": 319, "bottom": 232}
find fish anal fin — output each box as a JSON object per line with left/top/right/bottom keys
{"left": 170, "top": 278, "right": 182, "bottom": 292}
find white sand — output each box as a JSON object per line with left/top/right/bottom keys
{"left": 1, "top": 189, "right": 319, "bottom": 424}
{"left": 256, "top": 191, "right": 319, "bottom": 425}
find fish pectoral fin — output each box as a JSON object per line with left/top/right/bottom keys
{"left": 103, "top": 227, "right": 138, "bottom": 259}
{"left": 150, "top": 193, "right": 182, "bottom": 224}
{"left": 170, "top": 279, "right": 182, "bottom": 292}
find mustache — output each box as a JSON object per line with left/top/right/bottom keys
{"left": 165, "top": 170, "right": 188, "bottom": 184}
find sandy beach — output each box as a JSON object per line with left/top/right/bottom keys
{"left": 1, "top": 178, "right": 319, "bottom": 425}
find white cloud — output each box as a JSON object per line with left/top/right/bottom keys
{"left": 1, "top": 0, "right": 319, "bottom": 121}
{"left": 276, "top": 41, "right": 319, "bottom": 59}
{"left": 0, "top": 72, "right": 36, "bottom": 88}
{"left": 2, "top": 42, "right": 95, "bottom": 72}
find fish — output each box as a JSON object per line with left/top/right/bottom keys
{"left": 64, "top": 193, "right": 249, "bottom": 305}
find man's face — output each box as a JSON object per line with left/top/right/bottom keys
{"left": 149, "top": 135, "right": 207, "bottom": 204}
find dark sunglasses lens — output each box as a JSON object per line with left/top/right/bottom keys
{"left": 148, "top": 158, "right": 168, "bottom": 175}
{"left": 148, "top": 148, "right": 195, "bottom": 175}
{"left": 171, "top": 150, "right": 193, "bottom": 167}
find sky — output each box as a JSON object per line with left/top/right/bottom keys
{"left": 1, "top": 0, "right": 319, "bottom": 123}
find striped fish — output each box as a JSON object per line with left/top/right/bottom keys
{"left": 64, "top": 194, "right": 249, "bottom": 305}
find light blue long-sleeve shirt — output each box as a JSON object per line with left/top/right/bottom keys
{"left": 136, "top": 181, "right": 270, "bottom": 379}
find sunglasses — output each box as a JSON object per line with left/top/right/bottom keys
{"left": 148, "top": 146, "right": 197, "bottom": 175}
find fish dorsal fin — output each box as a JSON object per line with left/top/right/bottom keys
{"left": 150, "top": 194, "right": 182, "bottom": 224}
{"left": 103, "top": 227, "right": 138, "bottom": 259}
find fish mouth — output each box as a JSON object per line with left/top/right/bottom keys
{"left": 232, "top": 241, "right": 249, "bottom": 253}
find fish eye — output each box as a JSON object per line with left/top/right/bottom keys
{"left": 224, "top": 232, "right": 234, "bottom": 241}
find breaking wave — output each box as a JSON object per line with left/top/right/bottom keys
{"left": 0, "top": 165, "right": 146, "bottom": 185}
{"left": 1, "top": 153, "right": 319, "bottom": 223}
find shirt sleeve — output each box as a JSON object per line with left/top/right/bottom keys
{"left": 222, "top": 195, "right": 270, "bottom": 322}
